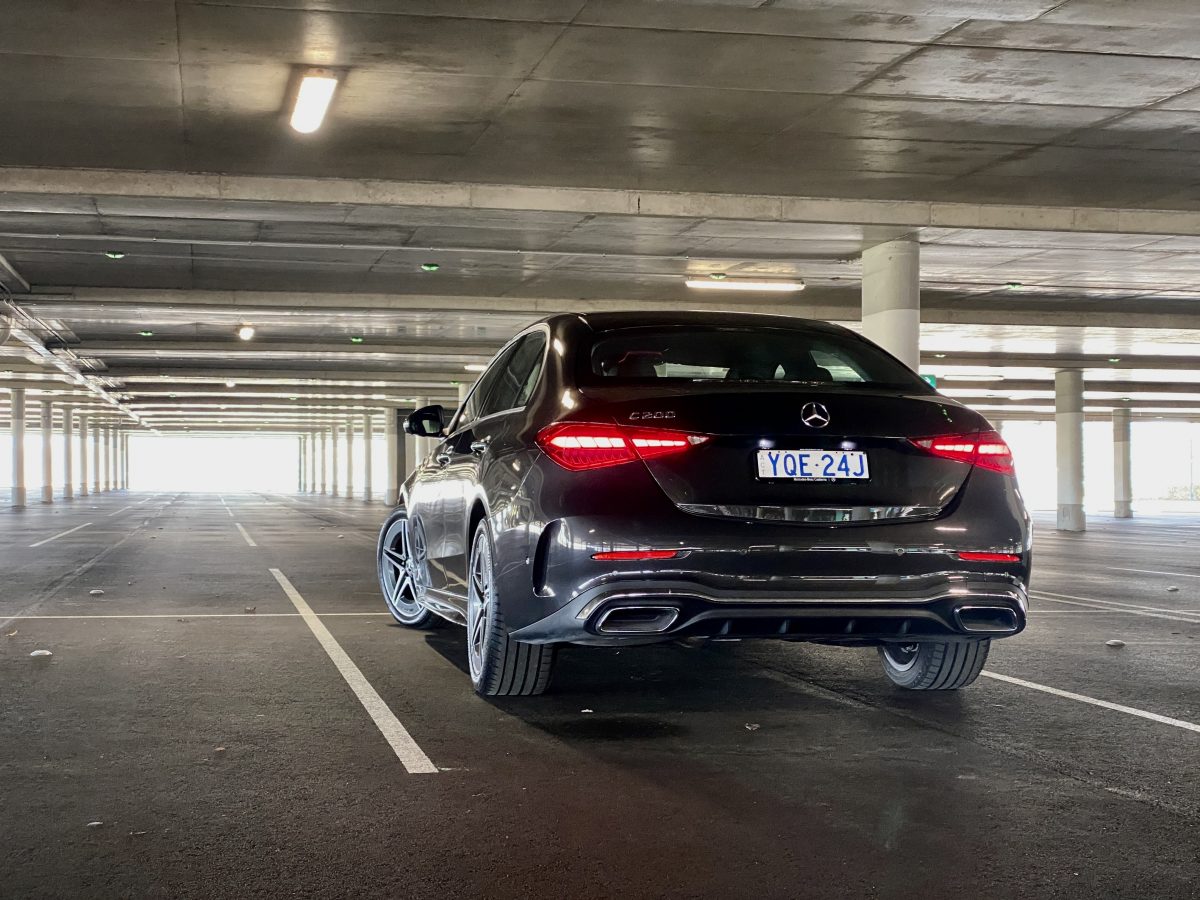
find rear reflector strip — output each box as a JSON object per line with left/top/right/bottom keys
{"left": 957, "top": 551, "right": 1021, "bottom": 563}
{"left": 592, "top": 550, "right": 680, "bottom": 561}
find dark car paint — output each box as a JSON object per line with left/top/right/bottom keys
{"left": 397, "top": 312, "right": 1031, "bottom": 645}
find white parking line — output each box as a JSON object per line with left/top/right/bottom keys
{"left": 1033, "top": 590, "right": 1200, "bottom": 624}
{"left": 1108, "top": 566, "right": 1200, "bottom": 579}
{"left": 11, "top": 612, "right": 392, "bottom": 619}
{"left": 29, "top": 522, "right": 93, "bottom": 548}
{"left": 982, "top": 672, "right": 1200, "bottom": 735}
{"left": 234, "top": 523, "right": 257, "bottom": 547}
{"left": 107, "top": 505, "right": 133, "bottom": 517}
{"left": 270, "top": 568, "right": 438, "bottom": 775}
{"left": 219, "top": 495, "right": 234, "bottom": 518}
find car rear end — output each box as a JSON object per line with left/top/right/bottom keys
{"left": 508, "top": 315, "right": 1030, "bottom": 654}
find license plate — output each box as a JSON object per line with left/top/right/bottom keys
{"left": 756, "top": 449, "right": 869, "bottom": 481}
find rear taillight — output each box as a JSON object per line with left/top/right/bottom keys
{"left": 910, "top": 430, "right": 1015, "bottom": 476}
{"left": 957, "top": 551, "right": 1021, "bottom": 563}
{"left": 536, "top": 422, "right": 709, "bottom": 471}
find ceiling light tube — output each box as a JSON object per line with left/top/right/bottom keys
{"left": 291, "top": 69, "right": 339, "bottom": 134}
{"left": 684, "top": 279, "right": 805, "bottom": 292}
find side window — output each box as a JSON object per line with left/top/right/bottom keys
{"left": 456, "top": 344, "right": 519, "bottom": 430}
{"left": 477, "top": 331, "right": 547, "bottom": 419}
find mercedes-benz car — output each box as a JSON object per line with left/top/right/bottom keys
{"left": 377, "top": 312, "right": 1030, "bottom": 696}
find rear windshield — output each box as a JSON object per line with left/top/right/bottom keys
{"left": 584, "top": 326, "right": 926, "bottom": 390}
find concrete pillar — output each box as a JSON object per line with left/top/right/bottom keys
{"left": 319, "top": 428, "right": 328, "bottom": 494}
{"left": 104, "top": 427, "right": 113, "bottom": 492}
{"left": 345, "top": 417, "right": 354, "bottom": 499}
{"left": 330, "top": 422, "right": 340, "bottom": 497}
{"left": 457, "top": 381, "right": 469, "bottom": 408}
{"left": 1055, "top": 370, "right": 1085, "bottom": 532}
{"left": 78, "top": 415, "right": 89, "bottom": 497}
{"left": 405, "top": 396, "right": 428, "bottom": 477}
{"left": 11, "top": 387, "right": 26, "bottom": 509}
{"left": 124, "top": 433, "right": 130, "bottom": 489}
{"left": 308, "top": 430, "right": 317, "bottom": 492}
{"left": 384, "top": 408, "right": 401, "bottom": 506}
{"left": 91, "top": 422, "right": 101, "bottom": 494}
{"left": 861, "top": 238, "right": 920, "bottom": 372}
{"left": 362, "top": 412, "right": 373, "bottom": 503}
{"left": 41, "top": 400, "right": 53, "bottom": 503}
{"left": 62, "top": 405, "right": 74, "bottom": 500}
{"left": 91, "top": 421, "right": 100, "bottom": 493}
{"left": 298, "top": 434, "right": 306, "bottom": 492}
{"left": 1113, "top": 408, "right": 1132, "bottom": 519}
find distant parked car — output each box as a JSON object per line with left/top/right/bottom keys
{"left": 378, "top": 312, "right": 1030, "bottom": 696}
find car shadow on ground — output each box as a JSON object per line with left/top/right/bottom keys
{"left": 418, "top": 629, "right": 967, "bottom": 745}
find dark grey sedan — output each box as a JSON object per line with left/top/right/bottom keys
{"left": 378, "top": 312, "right": 1030, "bottom": 696}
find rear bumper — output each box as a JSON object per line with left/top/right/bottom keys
{"left": 509, "top": 575, "right": 1028, "bottom": 646}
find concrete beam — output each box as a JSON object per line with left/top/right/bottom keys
{"left": 9, "top": 166, "right": 1200, "bottom": 237}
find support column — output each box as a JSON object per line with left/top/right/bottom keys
{"left": 11, "top": 387, "right": 26, "bottom": 509}
{"left": 384, "top": 408, "right": 401, "bottom": 507}
{"left": 78, "top": 414, "right": 89, "bottom": 497}
{"left": 330, "top": 422, "right": 340, "bottom": 497}
{"left": 124, "top": 433, "right": 130, "bottom": 489}
{"left": 861, "top": 238, "right": 920, "bottom": 371}
{"left": 308, "top": 430, "right": 317, "bottom": 493}
{"left": 362, "top": 412, "right": 373, "bottom": 503}
{"left": 62, "top": 404, "right": 74, "bottom": 500}
{"left": 405, "top": 397, "right": 428, "bottom": 477}
{"left": 298, "top": 434, "right": 306, "bottom": 493}
{"left": 1055, "top": 370, "right": 1085, "bottom": 532}
{"left": 41, "top": 400, "right": 54, "bottom": 503}
{"left": 92, "top": 421, "right": 100, "bottom": 493}
{"left": 457, "top": 381, "right": 469, "bottom": 408}
{"left": 1113, "top": 408, "right": 1132, "bottom": 519}
{"left": 319, "top": 428, "right": 328, "bottom": 494}
{"left": 103, "top": 427, "right": 113, "bottom": 492}
{"left": 345, "top": 417, "right": 354, "bottom": 500}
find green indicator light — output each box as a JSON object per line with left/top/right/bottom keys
{"left": 1108, "top": 357, "right": 1121, "bottom": 363}
{"left": 709, "top": 272, "right": 727, "bottom": 280}
{"left": 106, "top": 251, "right": 126, "bottom": 260}
{"left": 350, "top": 336, "right": 364, "bottom": 344}
{"left": 420, "top": 263, "right": 440, "bottom": 272}
{"left": 920, "top": 373, "right": 938, "bottom": 388}
{"left": 1005, "top": 281, "right": 1023, "bottom": 290}
{"left": 138, "top": 330, "right": 154, "bottom": 337}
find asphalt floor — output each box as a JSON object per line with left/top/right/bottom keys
{"left": 2, "top": 491, "right": 1198, "bottom": 899}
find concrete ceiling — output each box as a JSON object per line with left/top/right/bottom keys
{"left": 6, "top": 0, "right": 1200, "bottom": 208}
{"left": 3, "top": 0, "right": 1200, "bottom": 432}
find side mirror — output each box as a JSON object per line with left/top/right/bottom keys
{"left": 404, "top": 405, "right": 447, "bottom": 438}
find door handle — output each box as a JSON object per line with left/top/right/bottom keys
{"left": 470, "top": 439, "right": 490, "bottom": 454}
{"left": 435, "top": 452, "right": 451, "bottom": 467}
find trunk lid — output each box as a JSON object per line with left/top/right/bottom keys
{"left": 578, "top": 385, "right": 987, "bottom": 524}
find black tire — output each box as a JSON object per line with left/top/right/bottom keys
{"left": 377, "top": 509, "right": 435, "bottom": 628}
{"left": 878, "top": 639, "right": 990, "bottom": 690}
{"left": 466, "top": 519, "right": 556, "bottom": 697}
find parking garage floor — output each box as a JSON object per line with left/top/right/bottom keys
{"left": 3, "top": 494, "right": 1198, "bottom": 899}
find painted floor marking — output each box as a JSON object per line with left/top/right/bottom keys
{"left": 982, "top": 671, "right": 1200, "bottom": 735}
{"left": 270, "top": 568, "right": 438, "bottom": 774}
{"left": 1033, "top": 589, "right": 1200, "bottom": 623}
{"left": 29, "top": 522, "right": 93, "bottom": 548}
{"left": 234, "top": 523, "right": 257, "bottom": 547}
{"left": 11, "top": 612, "right": 392, "bottom": 619}
{"left": 1108, "top": 566, "right": 1200, "bottom": 579}
{"left": 107, "top": 505, "right": 133, "bottom": 517}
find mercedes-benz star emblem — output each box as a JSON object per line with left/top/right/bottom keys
{"left": 800, "top": 401, "right": 830, "bottom": 428}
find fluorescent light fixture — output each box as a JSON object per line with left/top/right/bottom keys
{"left": 941, "top": 374, "right": 1005, "bottom": 383}
{"left": 225, "top": 380, "right": 237, "bottom": 388}
{"left": 464, "top": 363, "right": 487, "bottom": 372}
{"left": 684, "top": 279, "right": 805, "bottom": 292}
{"left": 290, "top": 70, "right": 338, "bottom": 134}
{"left": 237, "top": 325, "right": 256, "bottom": 341}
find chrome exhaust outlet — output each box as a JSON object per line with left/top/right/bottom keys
{"left": 955, "top": 605, "right": 1020, "bottom": 634}
{"left": 596, "top": 606, "right": 680, "bottom": 635}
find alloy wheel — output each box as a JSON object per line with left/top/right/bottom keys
{"left": 380, "top": 515, "right": 426, "bottom": 623}
{"left": 466, "top": 532, "right": 494, "bottom": 682}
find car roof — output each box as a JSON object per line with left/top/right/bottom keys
{"left": 563, "top": 310, "right": 852, "bottom": 335}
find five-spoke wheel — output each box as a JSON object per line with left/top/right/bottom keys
{"left": 377, "top": 510, "right": 433, "bottom": 627}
